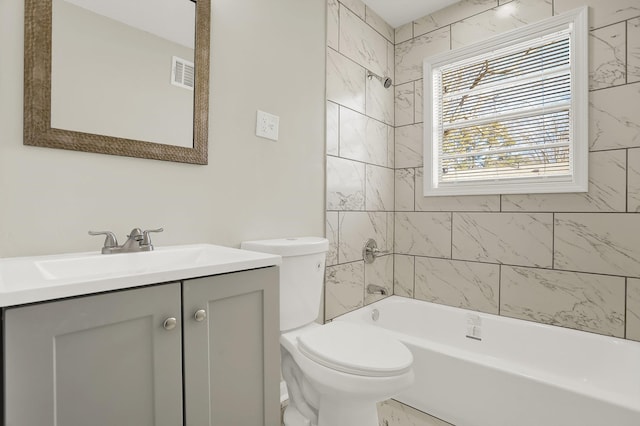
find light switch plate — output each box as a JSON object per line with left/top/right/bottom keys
{"left": 256, "top": 110, "right": 279, "bottom": 141}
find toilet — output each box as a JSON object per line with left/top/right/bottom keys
{"left": 241, "top": 237, "right": 414, "bottom": 426}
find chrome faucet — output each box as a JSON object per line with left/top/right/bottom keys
{"left": 89, "top": 228, "right": 163, "bottom": 254}
{"left": 362, "top": 238, "right": 390, "bottom": 263}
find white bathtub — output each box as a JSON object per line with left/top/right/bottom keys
{"left": 336, "top": 296, "right": 640, "bottom": 426}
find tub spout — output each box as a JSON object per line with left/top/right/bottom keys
{"left": 367, "top": 284, "right": 388, "bottom": 296}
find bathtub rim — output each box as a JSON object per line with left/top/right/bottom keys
{"left": 334, "top": 295, "right": 640, "bottom": 414}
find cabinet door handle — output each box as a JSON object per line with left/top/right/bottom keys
{"left": 163, "top": 317, "right": 177, "bottom": 330}
{"left": 194, "top": 309, "right": 207, "bottom": 322}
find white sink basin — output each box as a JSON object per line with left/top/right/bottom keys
{"left": 0, "top": 244, "right": 281, "bottom": 307}
{"left": 37, "top": 246, "right": 220, "bottom": 280}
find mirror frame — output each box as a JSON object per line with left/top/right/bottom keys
{"left": 24, "top": 0, "right": 210, "bottom": 165}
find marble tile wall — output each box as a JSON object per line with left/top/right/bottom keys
{"left": 325, "top": 0, "right": 395, "bottom": 321}
{"left": 325, "top": 0, "right": 640, "bottom": 423}
{"left": 392, "top": 0, "right": 640, "bottom": 346}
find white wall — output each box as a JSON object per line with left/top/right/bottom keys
{"left": 0, "top": 0, "right": 326, "bottom": 257}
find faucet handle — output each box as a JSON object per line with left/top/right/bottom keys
{"left": 142, "top": 227, "right": 164, "bottom": 246}
{"left": 88, "top": 231, "right": 118, "bottom": 248}
{"left": 362, "top": 238, "right": 389, "bottom": 263}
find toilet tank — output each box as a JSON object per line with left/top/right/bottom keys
{"left": 241, "top": 237, "right": 328, "bottom": 332}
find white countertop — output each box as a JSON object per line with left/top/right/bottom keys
{"left": 0, "top": 244, "right": 281, "bottom": 307}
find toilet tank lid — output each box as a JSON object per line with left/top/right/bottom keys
{"left": 241, "top": 237, "right": 328, "bottom": 257}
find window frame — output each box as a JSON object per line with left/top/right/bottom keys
{"left": 423, "top": 7, "right": 589, "bottom": 197}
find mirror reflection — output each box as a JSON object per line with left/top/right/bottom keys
{"left": 50, "top": 0, "right": 196, "bottom": 148}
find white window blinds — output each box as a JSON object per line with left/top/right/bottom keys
{"left": 423, "top": 8, "right": 588, "bottom": 196}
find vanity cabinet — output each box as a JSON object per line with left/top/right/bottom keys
{"left": 3, "top": 267, "right": 279, "bottom": 426}
{"left": 183, "top": 268, "right": 280, "bottom": 425}
{"left": 4, "top": 282, "right": 183, "bottom": 426}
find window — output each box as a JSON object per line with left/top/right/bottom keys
{"left": 423, "top": 7, "right": 588, "bottom": 196}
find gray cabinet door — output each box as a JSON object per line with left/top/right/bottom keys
{"left": 183, "top": 267, "right": 280, "bottom": 426}
{"left": 4, "top": 283, "right": 183, "bottom": 426}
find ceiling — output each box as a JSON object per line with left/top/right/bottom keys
{"left": 361, "top": 0, "right": 460, "bottom": 28}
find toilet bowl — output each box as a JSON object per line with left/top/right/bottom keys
{"left": 281, "top": 322, "right": 413, "bottom": 426}
{"left": 241, "top": 237, "right": 414, "bottom": 426}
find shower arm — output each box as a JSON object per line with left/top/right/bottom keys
{"left": 367, "top": 71, "right": 392, "bottom": 88}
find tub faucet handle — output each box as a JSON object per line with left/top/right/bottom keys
{"left": 363, "top": 238, "right": 389, "bottom": 263}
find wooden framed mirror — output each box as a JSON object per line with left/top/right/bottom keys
{"left": 24, "top": 0, "right": 210, "bottom": 164}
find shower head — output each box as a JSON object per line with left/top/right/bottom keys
{"left": 367, "top": 71, "right": 392, "bottom": 88}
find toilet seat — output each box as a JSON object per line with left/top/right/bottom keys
{"left": 297, "top": 322, "right": 412, "bottom": 377}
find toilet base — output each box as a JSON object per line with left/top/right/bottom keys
{"left": 316, "top": 398, "right": 379, "bottom": 426}
{"left": 283, "top": 405, "right": 312, "bottom": 426}
{"left": 283, "top": 400, "right": 378, "bottom": 426}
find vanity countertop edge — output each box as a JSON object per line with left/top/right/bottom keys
{"left": 0, "top": 243, "right": 281, "bottom": 307}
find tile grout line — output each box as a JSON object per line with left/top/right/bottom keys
{"left": 392, "top": 253, "right": 640, "bottom": 281}
{"left": 626, "top": 148, "right": 629, "bottom": 213}
{"left": 624, "top": 277, "right": 630, "bottom": 339}
{"left": 337, "top": 0, "right": 341, "bottom": 53}
{"left": 364, "top": 163, "right": 368, "bottom": 211}
{"left": 413, "top": 167, "right": 416, "bottom": 212}
{"left": 551, "top": 213, "right": 555, "bottom": 270}
{"left": 412, "top": 254, "right": 416, "bottom": 298}
{"left": 624, "top": 277, "right": 628, "bottom": 339}
{"left": 336, "top": 212, "right": 340, "bottom": 275}
{"left": 327, "top": 48, "right": 393, "bottom": 126}
{"left": 328, "top": 0, "right": 341, "bottom": 326}
{"left": 498, "top": 264, "right": 502, "bottom": 316}
{"left": 450, "top": 212, "right": 454, "bottom": 260}
{"left": 412, "top": 81, "right": 416, "bottom": 124}
{"left": 407, "top": 2, "right": 504, "bottom": 42}
{"left": 340, "top": 1, "right": 395, "bottom": 44}
{"left": 334, "top": 101, "right": 394, "bottom": 128}
{"left": 336, "top": 103, "right": 341, "bottom": 157}
{"left": 591, "top": 15, "right": 640, "bottom": 32}
{"left": 327, "top": 154, "right": 397, "bottom": 172}
{"left": 626, "top": 18, "right": 629, "bottom": 86}
{"left": 588, "top": 79, "right": 640, "bottom": 93}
